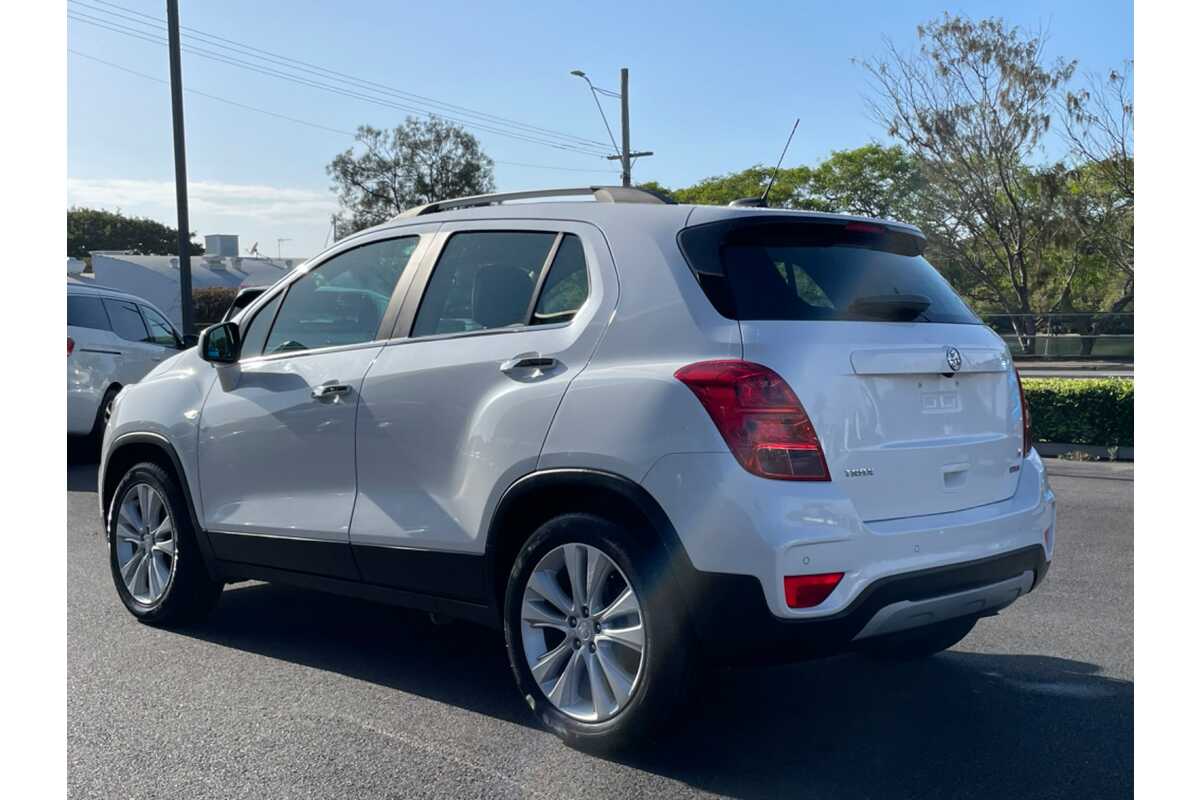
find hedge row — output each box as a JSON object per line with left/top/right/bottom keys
{"left": 1023, "top": 377, "right": 1133, "bottom": 447}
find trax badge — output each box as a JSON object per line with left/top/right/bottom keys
{"left": 844, "top": 467, "right": 874, "bottom": 478}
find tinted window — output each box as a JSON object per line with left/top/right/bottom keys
{"left": 533, "top": 234, "right": 588, "bottom": 325}
{"left": 238, "top": 292, "right": 282, "bottom": 358}
{"left": 140, "top": 305, "right": 180, "bottom": 347}
{"left": 263, "top": 237, "right": 417, "bottom": 355}
{"left": 103, "top": 299, "right": 150, "bottom": 341}
{"left": 67, "top": 295, "right": 110, "bottom": 330}
{"left": 412, "top": 232, "right": 555, "bottom": 337}
{"left": 679, "top": 220, "right": 978, "bottom": 324}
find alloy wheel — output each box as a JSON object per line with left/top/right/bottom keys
{"left": 520, "top": 543, "right": 646, "bottom": 722}
{"left": 114, "top": 483, "right": 177, "bottom": 605}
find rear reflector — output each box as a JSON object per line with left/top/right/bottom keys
{"left": 674, "top": 360, "right": 830, "bottom": 481}
{"left": 67, "top": 336, "right": 75, "bottom": 356}
{"left": 784, "top": 572, "right": 844, "bottom": 608}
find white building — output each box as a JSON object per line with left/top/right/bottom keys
{"left": 90, "top": 235, "right": 305, "bottom": 327}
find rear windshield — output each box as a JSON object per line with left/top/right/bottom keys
{"left": 678, "top": 219, "right": 978, "bottom": 324}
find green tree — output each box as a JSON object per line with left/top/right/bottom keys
{"left": 67, "top": 207, "right": 203, "bottom": 259}
{"left": 858, "top": 14, "right": 1078, "bottom": 350}
{"left": 1062, "top": 63, "right": 1134, "bottom": 343}
{"left": 327, "top": 117, "right": 496, "bottom": 234}
{"left": 642, "top": 145, "right": 924, "bottom": 220}
{"left": 804, "top": 145, "right": 926, "bottom": 220}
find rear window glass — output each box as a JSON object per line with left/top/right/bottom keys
{"left": 68, "top": 295, "right": 110, "bottom": 330}
{"left": 678, "top": 219, "right": 978, "bottom": 325}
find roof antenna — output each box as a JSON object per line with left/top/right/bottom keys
{"left": 729, "top": 118, "right": 800, "bottom": 208}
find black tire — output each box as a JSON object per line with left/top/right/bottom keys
{"left": 89, "top": 385, "right": 120, "bottom": 448}
{"left": 503, "top": 513, "right": 690, "bottom": 752}
{"left": 108, "top": 462, "right": 222, "bottom": 626}
{"left": 861, "top": 615, "right": 978, "bottom": 661}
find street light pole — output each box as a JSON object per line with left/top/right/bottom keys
{"left": 166, "top": 0, "right": 194, "bottom": 335}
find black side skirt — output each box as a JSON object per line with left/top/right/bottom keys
{"left": 207, "top": 532, "right": 496, "bottom": 627}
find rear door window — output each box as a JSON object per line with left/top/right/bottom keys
{"left": 68, "top": 295, "right": 110, "bottom": 330}
{"left": 103, "top": 299, "right": 150, "bottom": 342}
{"left": 412, "top": 232, "right": 555, "bottom": 337}
{"left": 679, "top": 219, "right": 978, "bottom": 324}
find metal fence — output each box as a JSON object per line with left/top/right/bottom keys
{"left": 980, "top": 313, "right": 1133, "bottom": 359}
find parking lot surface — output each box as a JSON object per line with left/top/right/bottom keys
{"left": 68, "top": 454, "right": 1132, "bottom": 799}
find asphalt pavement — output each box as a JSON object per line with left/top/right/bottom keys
{"left": 67, "top": 453, "right": 1133, "bottom": 799}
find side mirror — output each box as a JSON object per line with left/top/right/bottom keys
{"left": 199, "top": 322, "right": 240, "bottom": 364}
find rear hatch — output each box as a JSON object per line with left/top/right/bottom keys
{"left": 679, "top": 214, "right": 1023, "bottom": 522}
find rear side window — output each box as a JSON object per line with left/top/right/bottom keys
{"left": 103, "top": 299, "right": 150, "bottom": 341}
{"left": 413, "top": 232, "right": 555, "bottom": 337}
{"left": 68, "top": 295, "right": 110, "bottom": 330}
{"left": 679, "top": 219, "right": 978, "bottom": 325}
{"left": 533, "top": 234, "right": 589, "bottom": 325}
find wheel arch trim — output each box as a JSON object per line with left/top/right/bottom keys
{"left": 101, "top": 431, "right": 218, "bottom": 577}
{"left": 483, "top": 467, "right": 697, "bottom": 625}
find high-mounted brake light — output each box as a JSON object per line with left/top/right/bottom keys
{"left": 67, "top": 336, "right": 75, "bottom": 356}
{"left": 1015, "top": 368, "right": 1032, "bottom": 456}
{"left": 844, "top": 221, "right": 887, "bottom": 235}
{"left": 784, "top": 572, "right": 844, "bottom": 608}
{"left": 674, "top": 360, "right": 830, "bottom": 481}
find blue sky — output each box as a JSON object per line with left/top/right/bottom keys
{"left": 68, "top": 0, "right": 1132, "bottom": 256}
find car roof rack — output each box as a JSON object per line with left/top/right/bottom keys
{"left": 394, "top": 185, "right": 674, "bottom": 218}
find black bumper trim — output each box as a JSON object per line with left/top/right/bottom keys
{"left": 684, "top": 545, "right": 1049, "bottom": 665}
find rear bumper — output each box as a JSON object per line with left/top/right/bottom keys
{"left": 642, "top": 447, "right": 1055, "bottom": 662}
{"left": 679, "top": 545, "right": 1048, "bottom": 665}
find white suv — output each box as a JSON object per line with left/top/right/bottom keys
{"left": 99, "top": 187, "right": 1056, "bottom": 750}
{"left": 68, "top": 280, "right": 188, "bottom": 442}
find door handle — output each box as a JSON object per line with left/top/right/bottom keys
{"left": 312, "top": 382, "right": 352, "bottom": 400}
{"left": 500, "top": 353, "right": 560, "bottom": 376}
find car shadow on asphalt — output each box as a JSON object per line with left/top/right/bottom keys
{"left": 184, "top": 581, "right": 1132, "bottom": 800}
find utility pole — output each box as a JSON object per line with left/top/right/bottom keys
{"left": 572, "top": 67, "right": 652, "bottom": 187}
{"left": 604, "top": 68, "right": 653, "bottom": 187}
{"left": 619, "top": 68, "right": 631, "bottom": 187}
{"left": 166, "top": 0, "right": 194, "bottom": 334}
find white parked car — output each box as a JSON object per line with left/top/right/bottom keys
{"left": 99, "top": 187, "right": 1056, "bottom": 750}
{"left": 68, "top": 280, "right": 189, "bottom": 442}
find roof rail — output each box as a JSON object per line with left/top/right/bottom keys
{"left": 394, "top": 185, "right": 673, "bottom": 218}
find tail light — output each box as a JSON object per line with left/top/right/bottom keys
{"left": 67, "top": 336, "right": 75, "bottom": 356}
{"left": 674, "top": 360, "right": 830, "bottom": 481}
{"left": 1015, "top": 368, "right": 1032, "bottom": 456}
{"left": 784, "top": 572, "right": 844, "bottom": 608}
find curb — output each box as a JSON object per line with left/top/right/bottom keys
{"left": 1036, "top": 442, "right": 1133, "bottom": 462}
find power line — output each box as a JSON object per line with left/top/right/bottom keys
{"left": 69, "top": 10, "right": 612, "bottom": 158}
{"left": 67, "top": 48, "right": 618, "bottom": 175}
{"left": 82, "top": 0, "right": 610, "bottom": 150}
{"left": 70, "top": 0, "right": 611, "bottom": 154}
